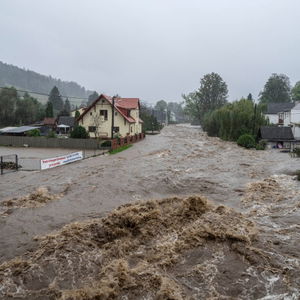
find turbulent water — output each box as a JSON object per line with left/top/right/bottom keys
{"left": 0, "top": 125, "right": 299, "bottom": 299}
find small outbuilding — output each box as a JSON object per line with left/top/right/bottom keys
{"left": 57, "top": 116, "right": 75, "bottom": 134}
{"left": 258, "top": 126, "right": 295, "bottom": 149}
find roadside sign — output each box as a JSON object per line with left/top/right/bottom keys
{"left": 41, "top": 151, "right": 83, "bottom": 170}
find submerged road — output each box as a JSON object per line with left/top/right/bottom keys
{"left": 0, "top": 125, "right": 299, "bottom": 262}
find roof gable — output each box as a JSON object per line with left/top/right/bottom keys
{"left": 78, "top": 94, "right": 141, "bottom": 124}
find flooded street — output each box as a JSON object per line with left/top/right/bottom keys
{"left": 0, "top": 125, "right": 300, "bottom": 299}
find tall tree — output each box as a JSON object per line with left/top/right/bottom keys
{"left": 0, "top": 87, "right": 18, "bottom": 126}
{"left": 15, "top": 92, "right": 45, "bottom": 125}
{"left": 259, "top": 73, "right": 291, "bottom": 103}
{"left": 45, "top": 101, "right": 54, "bottom": 117}
{"left": 292, "top": 81, "right": 300, "bottom": 102}
{"left": 183, "top": 72, "right": 228, "bottom": 124}
{"left": 155, "top": 100, "right": 168, "bottom": 112}
{"left": 87, "top": 91, "right": 99, "bottom": 106}
{"left": 247, "top": 93, "right": 253, "bottom": 101}
{"left": 49, "top": 86, "right": 64, "bottom": 112}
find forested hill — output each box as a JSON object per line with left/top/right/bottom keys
{"left": 0, "top": 61, "right": 91, "bottom": 98}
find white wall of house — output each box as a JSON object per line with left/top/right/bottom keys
{"left": 265, "top": 114, "right": 278, "bottom": 124}
{"left": 80, "top": 98, "right": 142, "bottom": 138}
{"left": 283, "top": 111, "right": 291, "bottom": 126}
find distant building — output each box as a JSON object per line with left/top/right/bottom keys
{"left": 78, "top": 94, "right": 143, "bottom": 138}
{"left": 265, "top": 103, "right": 295, "bottom": 125}
{"left": 57, "top": 116, "right": 75, "bottom": 134}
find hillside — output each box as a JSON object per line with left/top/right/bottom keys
{"left": 0, "top": 61, "right": 93, "bottom": 105}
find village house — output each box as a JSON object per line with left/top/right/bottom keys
{"left": 265, "top": 103, "right": 295, "bottom": 125}
{"left": 258, "top": 126, "right": 295, "bottom": 149}
{"left": 77, "top": 94, "right": 143, "bottom": 138}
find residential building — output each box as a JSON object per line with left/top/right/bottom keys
{"left": 258, "top": 126, "right": 295, "bottom": 149}
{"left": 77, "top": 94, "right": 143, "bottom": 138}
{"left": 57, "top": 116, "right": 75, "bottom": 134}
{"left": 265, "top": 103, "right": 295, "bottom": 125}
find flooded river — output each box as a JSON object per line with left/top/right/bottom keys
{"left": 0, "top": 125, "right": 299, "bottom": 299}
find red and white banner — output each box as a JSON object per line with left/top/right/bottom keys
{"left": 41, "top": 151, "right": 83, "bottom": 170}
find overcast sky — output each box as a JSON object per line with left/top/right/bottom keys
{"left": 1, "top": 0, "right": 300, "bottom": 104}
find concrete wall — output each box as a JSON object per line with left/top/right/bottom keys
{"left": 0, "top": 135, "right": 104, "bottom": 150}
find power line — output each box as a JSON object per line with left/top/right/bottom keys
{"left": 0, "top": 86, "right": 89, "bottom": 100}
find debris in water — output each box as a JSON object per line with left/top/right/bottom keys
{"left": 0, "top": 195, "right": 298, "bottom": 299}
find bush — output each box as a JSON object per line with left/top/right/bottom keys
{"left": 70, "top": 126, "right": 89, "bottom": 139}
{"left": 256, "top": 139, "right": 267, "bottom": 150}
{"left": 26, "top": 129, "right": 40, "bottom": 137}
{"left": 237, "top": 134, "right": 256, "bottom": 149}
{"left": 47, "top": 130, "right": 56, "bottom": 138}
{"left": 101, "top": 140, "right": 111, "bottom": 147}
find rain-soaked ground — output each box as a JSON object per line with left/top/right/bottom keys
{"left": 0, "top": 125, "right": 299, "bottom": 299}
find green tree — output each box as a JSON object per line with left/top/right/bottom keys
{"left": 0, "top": 87, "right": 18, "bottom": 126}
{"left": 247, "top": 93, "right": 253, "bottom": 101}
{"left": 292, "top": 81, "right": 300, "bottom": 101}
{"left": 70, "top": 126, "right": 89, "bottom": 139}
{"left": 49, "top": 86, "right": 64, "bottom": 112}
{"left": 183, "top": 72, "right": 228, "bottom": 124}
{"left": 202, "top": 98, "right": 268, "bottom": 141}
{"left": 45, "top": 101, "right": 54, "bottom": 117}
{"left": 15, "top": 92, "right": 45, "bottom": 125}
{"left": 259, "top": 73, "right": 291, "bottom": 103}
{"left": 87, "top": 91, "right": 99, "bottom": 106}
{"left": 64, "top": 98, "right": 71, "bottom": 114}
{"left": 140, "top": 102, "right": 162, "bottom": 132}
{"left": 155, "top": 100, "right": 167, "bottom": 112}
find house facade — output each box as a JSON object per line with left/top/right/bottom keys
{"left": 77, "top": 94, "right": 143, "bottom": 138}
{"left": 265, "top": 103, "right": 295, "bottom": 125}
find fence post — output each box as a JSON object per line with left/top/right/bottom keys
{"left": 0, "top": 156, "right": 3, "bottom": 175}
{"left": 15, "top": 154, "right": 19, "bottom": 171}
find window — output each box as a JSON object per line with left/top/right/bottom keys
{"left": 90, "top": 112, "right": 93, "bottom": 116}
{"left": 88, "top": 126, "right": 96, "bottom": 132}
{"left": 113, "top": 127, "right": 119, "bottom": 133}
{"left": 100, "top": 110, "right": 108, "bottom": 120}
{"left": 130, "top": 126, "right": 133, "bottom": 133}
{"left": 115, "top": 112, "right": 118, "bottom": 116}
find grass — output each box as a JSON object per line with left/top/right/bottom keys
{"left": 109, "top": 144, "right": 132, "bottom": 155}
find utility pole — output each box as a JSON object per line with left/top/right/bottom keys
{"left": 111, "top": 96, "right": 115, "bottom": 139}
{"left": 252, "top": 103, "right": 257, "bottom": 136}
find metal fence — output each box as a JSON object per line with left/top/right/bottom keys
{"left": 0, "top": 154, "right": 19, "bottom": 175}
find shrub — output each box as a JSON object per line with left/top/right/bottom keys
{"left": 26, "top": 129, "right": 40, "bottom": 137}
{"left": 237, "top": 134, "right": 256, "bottom": 149}
{"left": 47, "top": 130, "right": 56, "bottom": 138}
{"left": 70, "top": 126, "right": 89, "bottom": 139}
{"left": 256, "top": 139, "right": 267, "bottom": 150}
{"left": 101, "top": 140, "right": 111, "bottom": 148}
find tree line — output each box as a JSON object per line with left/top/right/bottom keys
{"left": 0, "top": 86, "right": 74, "bottom": 127}
{"left": 183, "top": 72, "right": 300, "bottom": 142}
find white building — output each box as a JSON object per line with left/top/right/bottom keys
{"left": 265, "top": 103, "right": 295, "bottom": 125}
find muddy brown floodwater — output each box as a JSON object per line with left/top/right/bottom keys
{"left": 0, "top": 124, "right": 299, "bottom": 299}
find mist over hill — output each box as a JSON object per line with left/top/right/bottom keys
{"left": 0, "top": 61, "right": 93, "bottom": 100}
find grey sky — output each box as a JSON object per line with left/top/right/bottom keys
{"left": 1, "top": 0, "right": 300, "bottom": 104}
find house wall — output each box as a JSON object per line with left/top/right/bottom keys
{"left": 283, "top": 111, "right": 291, "bottom": 126}
{"left": 290, "top": 108, "right": 300, "bottom": 124}
{"left": 265, "top": 114, "right": 278, "bottom": 124}
{"left": 80, "top": 98, "right": 142, "bottom": 138}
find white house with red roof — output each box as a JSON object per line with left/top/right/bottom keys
{"left": 77, "top": 94, "right": 143, "bottom": 138}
